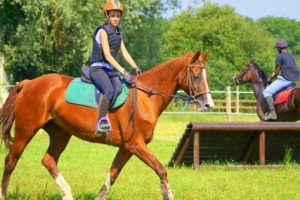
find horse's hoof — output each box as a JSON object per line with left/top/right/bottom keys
{"left": 0, "top": 188, "right": 4, "bottom": 200}
{"left": 163, "top": 191, "right": 174, "bottom": 200}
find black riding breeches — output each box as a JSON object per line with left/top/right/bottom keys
{"left": 89, "top": 67, "right": 114, "bottom": 101}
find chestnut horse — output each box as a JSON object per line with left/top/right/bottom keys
{"left": 0, "top": 50, "right": 214, "bottom": 200}
{"left": 233, "top": 60, "right": 300, "bottom": 121}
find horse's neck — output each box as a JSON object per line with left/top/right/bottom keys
{"left": 251, "top": 78, "right": 266, "bottom": 120}
{"left": 252, "top": 82, "right": 265, "bottom": 100}
{"left": 138, "top": 57, "right": 186, "bottom": 113}
{"left": 251, "top": 71, "right": 266, "bottom": 100}
{"left": 140, "top": 57, "right": 185, "bottom": 92}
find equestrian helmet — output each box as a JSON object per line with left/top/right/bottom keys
{"left": 275, "top": 39, "right": 288, "bottom": 49}
{"left": 104, "top": 0, "right": 123, "bottom": 13}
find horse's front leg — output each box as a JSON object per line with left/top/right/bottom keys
{"left": 95, "top": 148, "right": 132, "bottom": 200}
{"left": 129, "top": 139, "right": 174, "bottom": 200}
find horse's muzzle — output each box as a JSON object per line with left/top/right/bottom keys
{"left": 195, "top": 95, "right": 214, "bottom": 112}
{"left": 232, "top": 77, "right": 242, "bottom": 86}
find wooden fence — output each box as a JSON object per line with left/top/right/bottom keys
{"left": 168, "top": 122, "right": 300, "bottom": 169}
{"left": 165, "top": 86, "right": 256, "bottom": 119}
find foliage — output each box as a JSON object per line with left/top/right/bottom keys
{"left": 161, "top": 3, "right": 275, "bottom": 89}
{"left": 257, "top": 17, "right": 300, "bottom": 63}
{"left": 1, "top": 1, "right": 300, "bottom": 91}
{"left": 0, "top": 0, "right": 175, "bottom": 82}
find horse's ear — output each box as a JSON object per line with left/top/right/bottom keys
{"left": 190, "top": 50, "right": 201, "bottom": 64}
{"left": 202, "top": 50, "right": 209, "bottom": 61}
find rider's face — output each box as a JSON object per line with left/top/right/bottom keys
{"left": 107, "top": 11, "right": 121, "bottom": 27}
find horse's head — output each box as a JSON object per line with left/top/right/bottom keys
{"left": 233, "top": 60, "right": 266, "bottom": 85}
{"left": 178, "top": 50, "right": 214, "bottom": 111}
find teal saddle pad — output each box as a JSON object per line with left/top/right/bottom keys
{"left": 65, "top": 77, "right": 128, "bottom": 109}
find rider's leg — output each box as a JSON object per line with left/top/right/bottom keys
{"left": 264, "top": 96, "right": 277, "bottom": 120}
{"left": 90, "top": 67, "right": 114, "bottom": 134}
{"left": 263, "top": 76, "right": 294, "bottom": 120}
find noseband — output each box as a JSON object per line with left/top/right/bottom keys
{"left": 237, "top": 64, "right": 265, "bottom": 85}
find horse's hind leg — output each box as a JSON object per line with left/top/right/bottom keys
{"left": 95, "top": 148, "right": 132, "bottom": 200}
{"left": 0, "top": 127, "right": 37, "bottom": 198}
{"left": 42, "top": 123, "right": 72, "bottom": 200}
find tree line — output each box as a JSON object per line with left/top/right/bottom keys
{"left": 1, "top": 1, "right": 300, "bottom": 90}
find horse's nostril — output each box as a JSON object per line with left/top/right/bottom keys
{"left": 204, "top": 104, "right": 213, "bottom": 109}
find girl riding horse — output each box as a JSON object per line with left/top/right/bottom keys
{"left": 90, "top": 0, "right": 142, "bottom": 134}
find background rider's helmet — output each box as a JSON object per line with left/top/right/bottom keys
{"left": 275, "top": 39, "right": 288, "bottom": 49}
{"left": 104, "top": 0, "right": 123, "bottom": 14}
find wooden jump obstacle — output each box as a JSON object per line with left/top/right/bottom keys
{"left": 168, "top": 122, "right": 300, "bottom": 169}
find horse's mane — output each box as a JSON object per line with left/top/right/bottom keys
{"left": 250, "top": 60, "right": 268, "bottom": 87}
{"left": 139, "top": 54, "right": 190, "bottom": 78}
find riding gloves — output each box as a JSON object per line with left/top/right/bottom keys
{"left": 135, "top": 67, "right": 142, "bottom": 75}
{"left": 122, "top": 69, "right": 132, "bottom": 83}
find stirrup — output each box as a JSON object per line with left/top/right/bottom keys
{"left": 96, "top": 117, "right": 111, "bottom": 136}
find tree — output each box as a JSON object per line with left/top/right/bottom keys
{"left": 0, "top": 0, "right": 177, "bottom": 83}
{"left": 161, "top": 3, "right": 274, "bottom": 89}
{"left": 257, "top": 17, "right": 300, "bottom": 63}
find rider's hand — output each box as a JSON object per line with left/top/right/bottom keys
{"left": 121, "top": 69, "right": 132, "bottom": 83}
{"left": 267, "top": 77, "right": 272, "bottom": 84}
{"left": 135, "top": 67, "right": 142, "bottom": 75}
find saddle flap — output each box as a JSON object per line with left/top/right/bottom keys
{"left": 66, "top": 77, "right": 128, "bottom": 109}
{"left": 81, "top": 66, "right": 92, "bottom": 83}
{"left": 273, "top": 87, "right": 296, "bottom": 105}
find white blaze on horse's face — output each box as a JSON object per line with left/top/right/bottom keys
{"left": 200, "top": 68, "right": 214, "bottom": 111}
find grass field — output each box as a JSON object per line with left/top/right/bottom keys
{"left": 1, "top": 114, "right": 300, "bottom": 200}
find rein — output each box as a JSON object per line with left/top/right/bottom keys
{"left": 133, "top": 62, "right": 210, "bottom": 102}
{"left": 238, "top": 64, "right": 268, "bottom": 86}
{"left": 125, "top": 62, "right": 210, "bottom": 140}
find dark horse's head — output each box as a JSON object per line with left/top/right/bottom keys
{"left": 233, "top": 60, "right": 268, "bottom": 87}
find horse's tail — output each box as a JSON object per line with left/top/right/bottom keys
{"left": 0, "top": 81, "right": 25, "bottom": 149}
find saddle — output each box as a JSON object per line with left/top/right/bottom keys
{"left": 65, "top": 67, "right": 128, "bottom": 109}
{"left": 273, "top": 86, "right": 296, "bottom": 106}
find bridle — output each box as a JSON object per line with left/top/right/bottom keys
{"left": 125, "top": 60, "right": 210, "bottom": 138}
{"left": 133, "top": 61, "right": 211, "bottom": 103}
{"left": 182, "top": 63, "right": 211, "bottom": 103}
{"left": 236, "top": 64, "right": 265, "bottom": 85}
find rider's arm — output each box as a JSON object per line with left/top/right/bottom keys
{"left": 120, "top": 40, "right": 138, "bottom": 69}
{"left": 99, "top": 29, "right": 125, "bottom": 73}
{"left": 270, "top": 64, "right": 281, "bottom": 80}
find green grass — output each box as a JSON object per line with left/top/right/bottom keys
{"left": 1, "top": 114, "right": 300, "bottom": 200}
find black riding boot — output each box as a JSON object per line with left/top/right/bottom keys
{"left": 264, "top": 96, "right": 277, "bottom": 121}
{"left": 96, "top": 95, "right": 111, "bottom": 135}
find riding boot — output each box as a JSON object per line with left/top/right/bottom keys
{"left": 264, "top": 96, "right": 277, "bottom": 121}
{"left": 96, "top": 95, "right": 111, "bottom": 135}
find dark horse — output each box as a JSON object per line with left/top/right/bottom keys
{"left": 233, "top": 60, "right": 300, "bottom": 121}
{"left": 0, "top": 50, "right": 214, "bottom": 200}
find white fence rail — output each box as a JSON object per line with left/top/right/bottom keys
{"left": 164, "top": 86, "right": 256, "bottom": 119}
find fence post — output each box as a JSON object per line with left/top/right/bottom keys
{"left": 226, "top": 86, "right": 232, "bottom": 122}
{"left": 236, "top": 85, "right": 239, "bottom": 114}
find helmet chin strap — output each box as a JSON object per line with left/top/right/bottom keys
{"left": 105, "top": 11, "right": 109, "bottom": 21}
